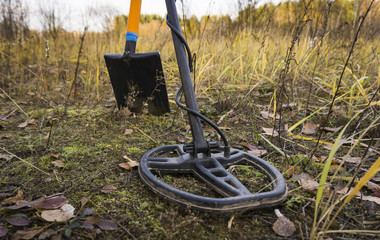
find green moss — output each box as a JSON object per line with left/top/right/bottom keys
{"left": 127, "top": 147, "right": 144, "bottom": 155}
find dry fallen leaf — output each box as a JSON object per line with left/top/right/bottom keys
{"left": 323, "top": 144, "right": 334, "bottom": 151}
{"left": 300, "top": 179, "right": 320, "bottom": 194}
{"left": 248, "top": 149, "right": 268, "bottom": 157}
{"left": 51, "top": 160, "right": 65, "bottom": 168}
{"left": 239, "top": 142, "right": 258, "bottom": 151}
{"left": 124, "top": 129, "right": 134, "bottom": 135}
{"left": 38, "top": 229, "right": 59, "bottom": 240}
{"left": 177, "top": 135, "right": 185, "bottom": 143}
{"left": 260, "top": 111, "right": 279, "bottom": 120}
{"left": 0, "top": 226, "right": 8, "bottom": 238}
{"left": 61, "top": 204, "right": 75, "bottom": 215}
{"left": 282, "top": 103, "right": 297, "bottom": 109}
{"left": 49, "top": 152, "right": 61, "bottom": 159}
{"left": 85, "top": 215, "right": 101, "bottom": 225}
{"left": 5, "top": 214, "right": 30, "bottom": 226}
{"left": 0, "top": 153, "right": 13, "bottom": 161}
{"left": 1, "top": 190, "right": 23, "bottom": 205}
{"left": 371, "top": 177, "right": 380, "bottom": 183}
{"left": 362, "top": 196, "right": 380, "bottom": 205}
{"left": 273, "top": 209, "right": 296, "bottom": 237}
{"left": 14, "top": 229, "right": 42, "bottom": 240}
{"left": 101, "top": 185, "right": 117, "bottom": 194}
{"left": 17, "top": 119, "right": 35, "bottom": 128}
{"left": 0, "top": 133, "right": 13, "bottom": 139}
{"left": 302, "top": 123, "right": 319, "bottom": 135}
{"left": 335, "top": 185, "right": 362, "bottom": 197}
{"left": 227, "top": 215, "right": 235, "bottom": 230}
{"left": 96, "top": 219, "right": 119, "bottom": 231}
{"left": 291, "top": 172, "right": 313, "bottom": 182}
{"left": 119, "top": 155, "right": 139, "bottom": 170}
{"left": 35, "top": 197, "right": 67, "bottom": 210}
{"left": 321, "top": 126, "right": 343, "bottom": 132}
{"left": 284, "top": 166, "right": 296, "bottom": 177}
{"left": 81, "top": 196, "right": 91, "bottom": 209}
{"left": 41, "top": 209, "right": 74, "bottom": 222}
{"left": 262, "top": 127, "right": 279, "bottom": 137}
{"left": 367, "top": 181, "right": 380, "bottom": 192}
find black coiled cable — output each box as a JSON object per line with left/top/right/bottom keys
{"left": 165, "top": 14, "right": 229, "bottom": 149}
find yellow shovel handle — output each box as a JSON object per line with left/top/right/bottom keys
{"left": 127, "top": 0, "right": 142, "bottom": 35}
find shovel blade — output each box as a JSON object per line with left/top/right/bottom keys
{"left": 104, "top": 52, "right": 170, "bottom": 115}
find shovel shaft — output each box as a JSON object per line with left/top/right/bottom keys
{"left": 165, "top": 0, "right": 205, "bottom": 146}
{"left": 127, "top": 0, "right": 142, "bottom": 35}
{"left": 125, "top": 0, "right": 142, "bottom": 52}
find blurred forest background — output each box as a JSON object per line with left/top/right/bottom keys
{"left": 1, "top": 0, "right": 379, "bottom": 102}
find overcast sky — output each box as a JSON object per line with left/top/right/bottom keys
{"left": 25, "top": 0, "right": 243, "bottom": 31}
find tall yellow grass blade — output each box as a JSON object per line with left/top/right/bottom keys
{"left": 312, "top": 111, "right": 360, "bottom": 238}
{"left": 343, "top": 156, "right": 380, "bottom": 205}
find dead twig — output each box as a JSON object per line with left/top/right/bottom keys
{"left": 0, "top": 147, "right": 50, "bottom": 176}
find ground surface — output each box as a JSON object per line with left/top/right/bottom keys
{"left": 1, "top": 88, "right": 379, "bottom": 239}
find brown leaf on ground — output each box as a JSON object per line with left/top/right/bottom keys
{"left": 323, "top": 145, "right": 334, "bottom": 151}
{"left": 334, "top": 156, "right": 361, "bottom": 164}
{"left": 335, "top": 185, "right": 362, "bottom": 197}
{"left": 292, "top": 173, "right": 325, "bottom": 195}
{"left": 14, "top": 229, "right": 42, "bottom": 240}
{"left": 0, "top": 133, "right": 13, "bottom": 139}
{"left": 281, "top": 103, "right": 297, "bottom": 109}
{"left": 371, "top": 177, "right": 380, "bottom": 183}
{"left": 291, "top": 173, "right": 313, "bottom": 182}
{"left": 177, "top": 135, "right": 185, "bottom": 143}
{"left": 85, "top": 215, "right": 101, "bottom": 225}
{"left": 101, "top": 185, "right": 117, "bottom": 194}
{"left": 300, "top": 179, "right": 320, "bottom": 194}
{"left": 2, "top": 197, "right": 46, "bottom": 210}
{"left": 17, "top": 119, "right": 35, "bottom": 128}
{"left": 239, "top": 142, "right": 258, "bottom": 150}
{"left": 40, "top": 209, "right": 75, "bottom": 222}
{"left": 284, "top": 166, "right": 297, "bottom": 177}
{"left": 273, "top": 210, "right": 296, "bottom": 237}
{"left": 262, "top": 127, "right": 279, "bottom": 137}
{"left": 362, "top": 196, "right": 380, "bottom": 205}
{"left": 124, "top": 129, "right": 133, "bottom": 135}
{"left": 52, "top": 160, "right": 65, "bottom": 168}
{"left": 231, "top": 115, "right": 243, "bottom": 122}
{"left": 0, "top": 226, "right": 8, "bottom": 238}
{"left": 5, "top": 214, "right": 30, "bottom": 226}
{"left": 1, "top": 190, "right": 23, "bottom": 205}
{"left": 260, "top": 111, "right": 279, "bottom": 120}
{"left": 321, "top": 126, "right": 343, "bottom": 132}
{"left": 343, "top": 157, "right": 361, "bottom": 164}
{"left": 302, "top": 123, "right": 319, "bottom": 135}
{"left": 38, "top": 229, "right": 59, "bottom": 240}
{"left": 248, "top": 149, "right": 268, "bottom": 157}
{"left": 0, "top": 153, "right": 13, "bottom": 161}
{"left": 81, "top": 196, "right": 91, "bottom": 209}
{"left": 49, "top": 152, "right": 61, "bottom": 159}
{"left": 119, "top": 155, "right": 139, "bottom": 170}
{"left": 97, "top": 219, "right": 118, "bottom": 231}
{"left": 367, "top": 181, "right": 380, "bottom": 192}
{"left": 35, "top": 197, "right": 67, "bottom": 210}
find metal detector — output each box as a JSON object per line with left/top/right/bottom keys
{"left": 138, "top": 0, "right": 288, "bottom": 212}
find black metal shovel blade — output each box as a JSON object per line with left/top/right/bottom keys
{"left": 104, "top": 52, "right": 170, "bottom": 115}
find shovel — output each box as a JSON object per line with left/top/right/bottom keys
{"left": 104, "top": 0, "right": 170, "bottom": 115}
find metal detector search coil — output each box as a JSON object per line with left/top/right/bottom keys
{"left": 139, "top": 145, "right": 288, "bottom": 212}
